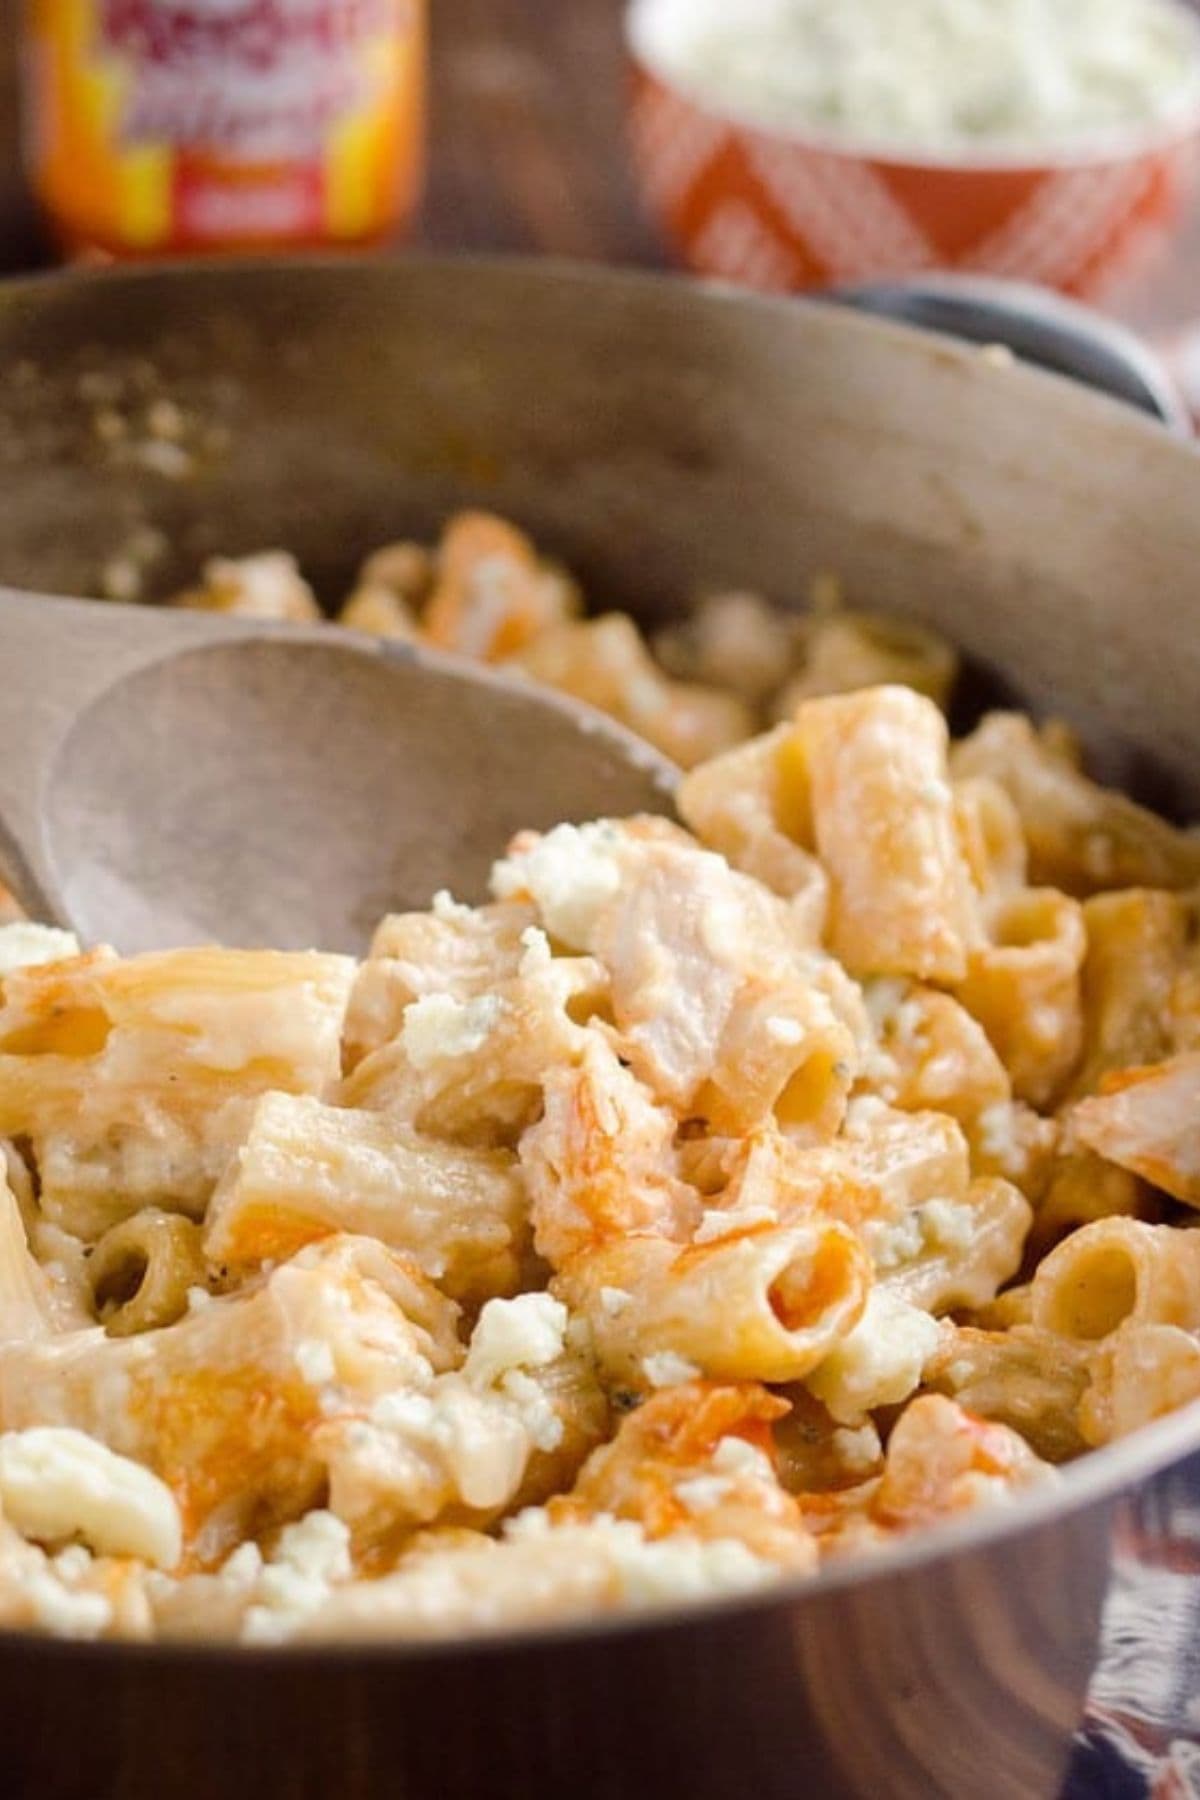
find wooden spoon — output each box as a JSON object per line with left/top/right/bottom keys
{"left": 0, "top": 590, "right": 676, "bottom": 955}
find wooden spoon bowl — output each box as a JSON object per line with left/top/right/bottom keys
{"left": 0, "top": 590, "right": 676, "bottom": 954}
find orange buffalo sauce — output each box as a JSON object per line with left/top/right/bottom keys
{"left": 23, "top": 0, "right": 426, "bottom": 256}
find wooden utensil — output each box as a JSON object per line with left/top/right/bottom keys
{"left": 0, "top": 588, "right": 675, "bottom": 955}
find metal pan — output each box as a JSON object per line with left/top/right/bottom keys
{"left": 1, "top": 257, "right": 1199, "bottom": 1800}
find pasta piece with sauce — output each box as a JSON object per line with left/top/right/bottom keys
{"left": 796, "top": 686, "right": 981, "bottom": 982}
{"left": 951, "top": 712, "right": 1200, "bottom": 895}
{"left": 0, "top": 1236, "right": 462, "bottom": 1565}
{"left": 204, "top": 1092, "right": 531, "bottom": 1307}
{"left": 554, "top": 1217, "right": 869, "bottom": 1388}
{"left": 0, "top": 947, "right": 355, "bottom": 1240}
{"left": 1071, "top": 1052, "right": 1200, "bottom": 1205}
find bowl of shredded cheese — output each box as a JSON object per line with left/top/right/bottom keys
{"left": 627, "top": 0, "right": 1200, "bottom": 297}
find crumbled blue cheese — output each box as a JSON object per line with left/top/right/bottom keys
{"left": 712, "top": 1436, "right": 774, "bottom": 1478}
{"left": 643, "top": 1352, "right": 702, "bottom": 1389}
{"left": 675, "top": 1434, "right": 775, "bottom": 1513}
{"left": 219, "top": 1541, "right": 265, "bottom": 1589}
{"left": 0, "top": 923, "right": 80, "bottom": 976}
{"left": 496, "top": 1370, "right": 564, "bottom": 1454}
{"left": 401, "top": 993, "right": 507, "bottom": 1067}
{"left": 22, "top": 1564, "right": 112, "bottom": 1638}
{"left": 864, "top": 1198, "right": 976, "bottom": 1271}
{"left": 675, "top": 1472, "right": 735, "bottom": 1514}
{"left": 242, "top": 1511, "right": 352, "bottom": 1643}
{"left": 0, "top": 1427, "right": 182, "bottom": 1568}
{"left": 464, "top": 1294, "right": 568, "bottom": 1389}
{"left": 919, "top": 1197, "right": 975, "bottom": 1252}
{"left": 806, "top": 1291, "right": 942, "bottom": 1423}
{"left": 462, "top": 1294, "right": 570, "bottom": 1456}
{"left": 599, "top": 1285, "right": 633, "bottom": 1318}
{"left": 975, "top": 1102, "right": 1031, "bottom": 1178}
{"left": 431, "top": 889, "right": 474, "bottom": 922}
{"left": 605, "top": 1522, "right": 772, "bottom": 1604}
{"left": 519, "top": 926, "right": 553, "bottom": 976}
{"left": 491, "top": 822, "right": 624, "bottom": 948}
{"left": 294, "top": 1338, "right": 337, "bottom": 1386}
{"left": 832, "top": 1421, "right": 883, "bottom": 1475}
{"left": 633, "top": 0, "right": 1200, "bottom": 149}
{"left": 863, "top": 1210, "right": 926, "bottom": 1273}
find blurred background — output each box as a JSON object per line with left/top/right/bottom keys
{"left": 3, "top": 0, "right": 1200, "bottom": 394}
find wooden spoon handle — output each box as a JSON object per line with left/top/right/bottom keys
{"left": 0, "top": 590, "right": 265, "bottom": 919}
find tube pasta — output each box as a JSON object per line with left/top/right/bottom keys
{"left": 875, "top": 1177, "right": 1032, "bottom": 1316}
{"left": 0, "top": 1176, "right": 62, "bottom": 1341}
{"left": 555, "top": 1220, "right": 869, "bottom": 1387}
{"left": 204, "top": 1092, "right": 531, "bottom": 1306}
{"left": 342, "top": 952, "right": 605, "bottom": 1148}
{"left": 776, "top": 609, "right": 958, "bottom": 714}
{"left": 588, "top": 834, "right": 861, "bottom": 1132}
{"left": 840, "top": 1099, "right": 971, "bottom": 1217}
{"left": 922, "top": 1325, "right": 1091, "bottom": 1463}
{"left": 676, "top": 725, "right": 829, "bottom": 924}
{"left": 1031, "top": 1217, "right": 1200, "bottom": 1344}
{"left": 1080, "top": 1322, "right": 1200, "bottom": 1446}
{"left": 511, "top": 613, "right": 754, "bottom": 769}
{"left": 89, "top": 1211, "right": 206, "bottom": 1337}
{"left": 654, "top": 592, "right": 798, "bottom": 708}
{"left": 0, "top": 1236, "right": 462, "bottom": 1564}
{"left": 351, "top": 540, "right": 435, "bottom": 610}
{"left": 951, "top": 712, "right": 1200, "bottom": 895}
{"left": 1071, "top": 1052, "right": 1200, "bottom": 1206}
{"left": 796, "top": 686, "right": 981, "bottom": 982}
{"left": 953, "top": 887, "right": 1086, "bottom": 1107}
{"left": 521, "top": 1036, "right": 700, "bottom": 1265}
{"left": 861, "top": 980, "right": 1010, "bottom": 1123}
{"left": 0, "top": 947, "right": 354, "bottom": 1240}
{"left": 5, "top": 646, "right": 1200, "bottom": 1642}
{"left": 829, "top": 1104, "right": 1039, "bottom": 1299}
{"left": 170, "top": 551, "right": 321, "bottom": 623}
{"left": 867, "top": 1394, "right": 1057, "bottom": 1530}
{"left": 552, "top": 1381, "right": 816, "bottom": 1570}
{"left": 422, "top": 512, "right": 576, "bottom": 662}
{"left": 1071, "top": 890, "right": 1192, "bottom": 1098}
{"left": 1028, "top": 1146, "right": 1156, "bottom": 1260}
{"left": 336, "top": 583, "right": 420, "bottom": 641}
{"left": 316, "top": 1314, "right": 608, "bottom": 1548}
{"left": 342, "top": 899, "right": 540, "bottom": 1070}
{"left": 953, "top": 777, "right": 1028, "bottom": 899}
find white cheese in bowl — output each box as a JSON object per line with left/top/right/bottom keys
{"left": 631, "top": 0, "right": 1200, "bottom": 153}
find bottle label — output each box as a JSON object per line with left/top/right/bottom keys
{"left": 26, "top": 0, "right": 425, "bottom": 251}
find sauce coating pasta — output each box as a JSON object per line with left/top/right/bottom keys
{"left": 1, "top": 527, "right": 1198, "bottom": 1642}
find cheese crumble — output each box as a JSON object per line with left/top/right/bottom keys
{"left": 633, "top": 0, "right": 1200, "bottom": 151}
{"left": 401, "top": 992, "right": 507, "bottom": 1067}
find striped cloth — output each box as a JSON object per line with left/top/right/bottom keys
{"left": 1062, "top": 1452, "right": 1200, "bottom": 1799}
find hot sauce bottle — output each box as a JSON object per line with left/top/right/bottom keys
{"left": 22, "top": 0, "right": 426, "bottom": 256}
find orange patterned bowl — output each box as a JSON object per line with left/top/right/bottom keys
{"left": 626, "top": 0, "right": 1200, "bottom": 300}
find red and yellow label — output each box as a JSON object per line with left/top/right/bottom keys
{"left": 23, "top": 0, "right": 426, "bottom": 254}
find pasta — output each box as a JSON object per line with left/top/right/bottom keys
{"left": 171, "top": 515, "right": 964, "bottom": 772}
{"left": 1, "top": 523, "right": 1199, "bottom": 1642}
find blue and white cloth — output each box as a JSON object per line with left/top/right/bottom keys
{"left": 1062, "top": 1453, "right": 1200, "bottom": 1799}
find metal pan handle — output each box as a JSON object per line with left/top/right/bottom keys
{"left": 831, "top": 274, "right": 1191, "bottom": 434}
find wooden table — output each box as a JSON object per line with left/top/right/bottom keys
{"left": 2, "top": 0, "right": 1199, "bottom": 375}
